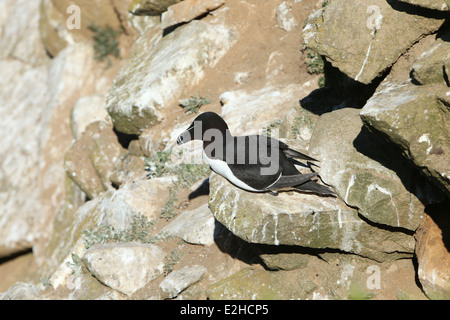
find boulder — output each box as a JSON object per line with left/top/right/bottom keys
{"left": 302, "top": 0, "right": 445, "bottom": 84}
{"left": 0, "top": 282, "right": 44, "bottom": 300}
{"left": 398, "top": 0, "right": 450, "bottom": 11}
{"left": 0, "top": 43, "right": 115, "bottom": 260}
{"left": 219, "top": 83, "right": 314, "bottom": 136}
{"left": 411, "top": 37, "right": 450, "bottom": 85}
{"left": 0, "top": 0, "right": 49, "bottom": 66}
{"left": 83, "top": 242, "right": 166, "bottom": 296}
{"left": 70, "top": 94, "right": 110, "bottom": 140}
{"left": 161, "top": 0, "right": 225, "bottom": 30}
{"left": 206, "top": 255, "right": 425, "bottom": 300}
{"left": 159, "top": 265, "right": 207, "bottom": 299}
{"left": 415, "top": 202, "right": 450, "bottom": 300}
{"left": 41, "top": 176, "right": 173, "bottom": 286}
{"left": 360, "top": 81, "right": 450, "bottom": 197}
{"left": 129, "top": 0, "right": 182, "bottom": 16}
{"left": 209, "top": 173, "right": 414, "bottom": 262}
{"left": 161, "top": 203, "right": 215, "bottom": 246}
{"left": 64, "top": 121, "right": 126, "bottom": 199}
{"left": 310, "top": 108, "right": 426, "bottom": 230}
{"left": 107, "top": 20, "right": 237, "bottom": 135}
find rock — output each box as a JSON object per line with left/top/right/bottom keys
{"left": 64, "top": 121, "right": 126, "bottom": 199}
{"left": 0, "top": 0, "right": 49, "bottom": 66}
{"left": 39, "top": 0, "right": 125, "bottom": 57}
{"left": 161, "top": 203, "right": 215, "bottom": 246}
{"left": 207, "top": 267, "right": 304, "bottom": 300}
{"left": 110, "top": 153, "right": 147, "bottom": 187}
{"left": 209, "top": 172, "right": 414, "bottom": 262}
{"left": 310, "top": 108, "right": 426, "bottom": 230}
{"left": 107, "top": 177, "right": 175, "bottom": 221}
{"left": 107, "top": 20, "right": 238, "bottom": 135}
{"left": 161, "top": 0, "right": 225, "bottom": 30}
{"left": 0, "top": 282, "right": 44, "bottom": 300}
{"left": 207, "top": 255, "right": 426, "bottom": 300}
{"left": 398, "top": 0, "right": 450, "bottom": 11}
{"left": 415, "top": 202, "right": 450, "bottom": 300}
{"left": 276, "top": 1, "right": 298, "bottom": 32}
{"left": 41, "top": 176, "right": 173, "bottom": 286}
{"left": 0, "top": 60, "right": 50, "bottom": 258}
{"left": 83, "top": 242, "right": 166, "bottom": 296}
{"left": 303, "top": 0, "right": 445, "bottom": 84}
{"left": 411, "top": 37, "right": 450, "bottom": 85}
{"left": 71, "top": 94, "right": 110, "bottom": 140}
{"left": 129, "top": 0, "right": 182, "bottom": 16}
{"left": 219, "top": 83, "right": 313, "bottom": 136}
{"left": 159, "top": 265, "right": 207, "bottom": 299}
{"left": 360, "top": 81, "right": 450, "bottom": 197}
{"left": 0, "top": 43, "right": 114, "bottom": 260}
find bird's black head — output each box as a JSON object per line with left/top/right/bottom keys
{"left": 177, "top": 112, "right": 229, "bottom": 145}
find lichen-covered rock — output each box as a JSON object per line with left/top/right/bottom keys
{"left": 209, "top": 173, "right": 414, "bottom": 262}
{"left": 83, "top": 242, "right": 165, "bottom": 296}
{"left": 361, "top": 81, "right": 450, "bottom": 197}
{"left": 303, "top": 0, "right": 445, "bottom": 84}
{"left": 310, "top": 108, "right": 426, "bottom": 230}
{"left": 207, "top": 267, "right": 305, "bottom": 300}
{"left": 398, "top": 0, "right": 450, "bottom": 11}
{"left": 107, "top": 20, "right": 237, "bottom": 135}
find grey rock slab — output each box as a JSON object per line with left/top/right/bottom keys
{"left": 83, "top": 242, "right": 166, "bottom": 296}
{"left": 159, "top": 265, "right": 207, "bottom": 299}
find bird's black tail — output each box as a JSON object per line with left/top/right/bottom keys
{"left": 294, "top": 180, "right": 336, "bottom": 197}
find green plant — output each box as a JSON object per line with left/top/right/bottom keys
{"left": 66, "top": 253, "right": 83, "bottom": 275}
{"left": 82, "top": 214, "right": 157, "bottom": 249}
{"left": 262, "top": 120, "right": 282, "bottom": 137}
{"left": 179, "top": 92, "right": 211, "bottom": 114}
{"left": 88, "top": 24, "right": 122, "bottom": 66}
{"left": 144, "top": 150, "right": 172, "bottom": 178}
{"left": 164, "top": 249, "right": 184, "bottom": 275}
{"left": 144, "top": 149, "right": 210, "bottom": 221}
{"left": 305, "top": 48, "right": 325, "bottom": 75}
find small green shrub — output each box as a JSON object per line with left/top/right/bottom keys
{"left": 179, "top": 92, "right": 211, "bottom": 114}
{"left": 88, "top": 24, "right": 122, "bottom": 66}
{"left": 82, "top": 214, "right": 157, "bottom": 249}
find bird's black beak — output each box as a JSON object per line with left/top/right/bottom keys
{"left": 177, "top": 128, "right": 191, "bottom": 145}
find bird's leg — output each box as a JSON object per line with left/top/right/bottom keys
{"left": 268, "top": 190, "right": 279, "bottom": 196}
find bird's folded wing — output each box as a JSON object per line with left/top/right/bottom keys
{"left": 268, "top": 173, "right": 318, "bottom": 190}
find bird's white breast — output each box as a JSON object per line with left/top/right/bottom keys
{"left": 203, "top": 150, "right": 262, "bottom": 192}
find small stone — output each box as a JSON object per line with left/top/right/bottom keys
{"left": 159, "top": 265, "right": 207, "bottom": 299}
{"left": 161, "top": 0, "right": 225, "bottom": 30}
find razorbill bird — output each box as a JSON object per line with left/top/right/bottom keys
{"left": 177, "top": 112, "right": 335, "bottom": 196}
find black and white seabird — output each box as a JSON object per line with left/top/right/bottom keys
{"left": 177, "top": 112, "right": 335, "bottom": 196}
